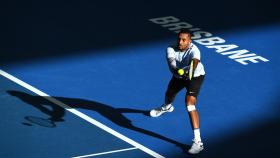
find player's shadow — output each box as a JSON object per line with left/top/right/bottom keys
{"left": 7, "top": 90, "right": 188, "bottom": 150}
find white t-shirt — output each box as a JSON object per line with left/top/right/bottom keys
{"left": 166, "top": 43, "right": 205, "bottom": 78}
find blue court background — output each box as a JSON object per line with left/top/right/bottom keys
{"left": 1, "top": 0, "right": 280, "bottom": 157}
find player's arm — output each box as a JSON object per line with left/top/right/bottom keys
{"left": 166, "top": 47, "right": 179, "bottom": 74}
{"left": 167, "top": 57, "right": 178, "bottom": 74}
{"left": 185, "top": 58, "right": 199, "bottom": 80}
{"left": 187, "top": 44, "right": 201, "bottom": 79}
{"left": 192, "top": 58, "right": 200, "bottom": 71}
{"left": 181, "top": 59, "right": 199, "bottom": 73}
{"left": 181, "top": 44, "right": 201, "bottom": 79}
{"left": 191, "top": 44, "right": 201, "bottom": 72}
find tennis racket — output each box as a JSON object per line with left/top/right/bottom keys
{"left": 179, "top": 60, "right": 194, "bottom": 80}
{"left": 188, "top": 60, "right": 194, "bottom": 80}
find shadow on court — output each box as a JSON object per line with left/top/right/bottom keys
{"left": 201, "top": 118, "right": 280, "bottom": 158}
{"left": 7, "top": 90, "right": 280, "bottom": 157}
{"left": 200, "top": 101, "right": 280, "bottom": 158}
{"left": 7, "top": 90, "right": 188, "bottom": 151}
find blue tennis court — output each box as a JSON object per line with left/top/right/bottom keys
{"left": 1, "top": 1, "right": 280, "bottom": 158}
{"left": 0, "top": 73, "right": 159, "bottom": 158}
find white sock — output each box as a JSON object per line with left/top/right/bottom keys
{"left": 194, "top": 128, "right": 201, "bottom": 142}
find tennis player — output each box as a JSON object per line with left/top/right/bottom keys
{"left": 150, "top": 29, "right": 205, "bottom": 154}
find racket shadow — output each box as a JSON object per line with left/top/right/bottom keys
{"left": 7, "top": 90, "right": 188, "bottom": 150}
{"left": 24, "top": 116, "right": 56, "bottom": 128}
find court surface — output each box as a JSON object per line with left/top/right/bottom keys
{"left": 1, "top": 1, "right": 280, "bottom": 157}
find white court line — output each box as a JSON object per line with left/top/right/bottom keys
{"left": 0, "top": 69, "right": 165, "bottom": 158}
{"left": 72, "top": 147, "right": 137, "bottom": 158}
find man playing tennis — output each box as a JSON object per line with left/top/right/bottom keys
{"left": 150, "top": 29, "right": 205, "bottom": 154}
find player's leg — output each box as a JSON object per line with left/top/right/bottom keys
{"left": 165, "top": 76, "right": 184, "bottom": 105}
{"left": 150, "top": 76, "right": 184, "bottom": 117}
{"left": 185, "top": 75, "right": 205, "bottom": 154}
{"left": 186, "top": 95, "right": 201, "bottom": 140}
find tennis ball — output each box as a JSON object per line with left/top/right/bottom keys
{"left": 177, "top": 69, "right": 184, "bottom": 76}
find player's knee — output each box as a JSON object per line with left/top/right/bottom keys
{"left": 187, "top": 105, "right": 196, "bottom": 112}
{"left": 186, "top": 95, "right": 197, "bottom": 104}
{"left": 187, "top": 91, "right": 198, "bottom": 98}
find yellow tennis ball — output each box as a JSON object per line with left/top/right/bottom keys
{"left": 177, "top": 69, "right": 184, "bottom": 76}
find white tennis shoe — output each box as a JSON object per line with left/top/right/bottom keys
{"left": 150, "top": 104, "right": 174, "bottom": 117}
{"left": 188, "top": 140, "right": 204, "bottom": 154}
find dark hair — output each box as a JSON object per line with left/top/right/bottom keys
{"left": 178, "top": 28, "right": 192, "bottom": 37}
